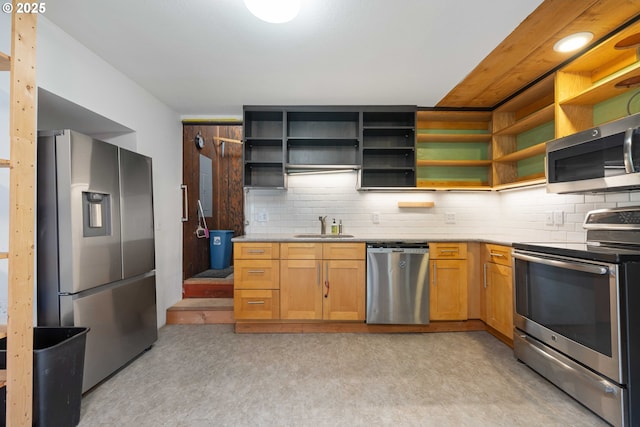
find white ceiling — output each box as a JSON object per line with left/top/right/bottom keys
{"left": 43, "top": 0, "right": 544, "bottom": 117}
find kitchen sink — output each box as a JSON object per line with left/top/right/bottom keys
{"left": 293, "top": 234, "right": 355, "bottom": 239}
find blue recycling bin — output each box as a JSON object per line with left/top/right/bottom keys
{"left": 210, "top": 230, "right": 234, "bottom": 269}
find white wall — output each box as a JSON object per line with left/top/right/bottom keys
{"left": 245, "top": 171, "right": 640, "bottom": 243}
{"left": 31, "top": 18, "right": 183, "bottom": 326}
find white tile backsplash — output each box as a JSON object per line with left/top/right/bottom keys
{"left": 244, "top": 171, "right": 636, "bottom": 243}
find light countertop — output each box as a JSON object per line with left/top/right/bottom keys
{"left": 231, "top": 234, "right": 513, "bottom": 247}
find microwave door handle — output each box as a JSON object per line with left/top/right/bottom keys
{"left": 624, "top": 128, "right": 636, "bottom": 173}
{"left": 512, "top": 252, "right": 608, "bottom": 275}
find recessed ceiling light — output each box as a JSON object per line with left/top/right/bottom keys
{"left": 244, "top": 0, "right": 301, "bottom": 24}
{"left": 553, "top": 32, "right": 594, "bottom": 53}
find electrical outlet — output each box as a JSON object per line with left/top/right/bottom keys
{"left": 554, "top": 210, "right": 564, "bottom": 226}
{"left": 545, "top": 211, "right": 554, "bottom": 226}
{"left": 372, "top": 212, "right": 380, "bottom": 224}
{"left": 257, "top": 209, "right": 268, "bottom": 222}
{"left": 445, "top": 212, "right": 456, "bottom": 224}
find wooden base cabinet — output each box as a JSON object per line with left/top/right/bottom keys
{"left": 280, "top": 259, "right": 323, "bottom": 320}
{"left": 323, "top": 259, "right": 365, "bottom": 320}
{"left": 429, "top": 243, "right": 468, "bottom": 321}
{"left": 234, "top": 242, "right": 280, "bottom": 320}
{"left": 483, "top": 244, "right": 513, "bottom": 339}
{"left": 280, "top": 243, "right": 365, "bottom": 321}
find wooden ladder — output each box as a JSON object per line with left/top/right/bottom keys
{"left": 1, "top": 5, "right": 38, "bottom": 426}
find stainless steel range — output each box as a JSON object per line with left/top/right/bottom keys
{"left": 513, "top": 206, "right": 640, "bottom": 427}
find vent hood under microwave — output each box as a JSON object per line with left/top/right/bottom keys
{"left": 546, "top": 112, "right": 640, "bottom": 194}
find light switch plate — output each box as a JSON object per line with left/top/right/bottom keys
{"left": 554, "top": 210, "right": 564, "bottom": 225}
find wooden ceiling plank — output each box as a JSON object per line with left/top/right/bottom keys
{"left": 416, "top": 111, "right": 492, "bottom": 122}
{"left": 471, "top": 2, "right": 640, "bottom": 107}
{"left": 436, "top": 0, "right": 640, "bottom": 108}
{"left": 416, "top": 121, "right": 490, "bottom": 131}
{"left": 437, "top": 0, "right": 598, "bottom": 107}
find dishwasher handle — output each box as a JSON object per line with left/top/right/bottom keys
{"left": 366, "top": 247, "right": 429, "bottom": 255}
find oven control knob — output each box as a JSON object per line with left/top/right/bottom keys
{"left": 551, "top": 335, "right": 557, "bottom": 341}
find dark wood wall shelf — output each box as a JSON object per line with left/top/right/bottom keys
{"left": 243, "top": 106, "right": 416, "bottom": 189}
{"left": 361, "top": 109, "right": 416, "bottom": 188}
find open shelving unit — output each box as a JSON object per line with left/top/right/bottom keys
{"left": 361, "top": 109, "right": 416, "bottom": 188}
{"left": 415, "top": 110, "right": 493, "bottom": 190}
{"left": 491, "top": 74, "right": 554, "bottom": 189}
{"left": 556, "top": 18, "right": 640, "bottom": 137}
{"left": 243, "top": 109, "right": 286, "bottom": 188}
{"left": 286, "top": 110, "right": 360, "bottom": 171}
{"left": 242, "top": 106, "right": 417, "bottom": 189}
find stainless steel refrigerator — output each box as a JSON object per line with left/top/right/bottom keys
{"left": 36, "top": 129, "right": 158, "bottom": 392}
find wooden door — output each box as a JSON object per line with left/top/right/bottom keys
{"left": 430, "top": 259, "right": 468, "bottom": 320}
{"left": 322, "top": 260, "right": 365, "bottom": 321}
{"left": 182, "top": 123, "right": 243, "bottom": 279}
{"left": 280, "top": 260, "right": 323, "bottom": 320}
{"left": 486, "top": 263, "right": 513, "bottom": 338}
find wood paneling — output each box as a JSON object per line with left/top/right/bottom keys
{"left": 182, "top": 124, "right": 243, "bottom": 279}
{"left": 7, "top": 9, "right": 37, "bottom": 426}
{"left": 437, "top": 0, "right": 640, "bottom": 108}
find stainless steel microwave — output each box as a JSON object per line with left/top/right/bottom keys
{"left": 546, "top": 112, "right": 640, "bottom": 193}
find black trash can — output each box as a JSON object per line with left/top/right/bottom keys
{"left": 0, "top": 326, "right": 89, "bottom": 427}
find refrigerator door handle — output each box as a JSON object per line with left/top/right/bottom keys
{"left": 181, "top": 184, "right": 188, "bottom": 222}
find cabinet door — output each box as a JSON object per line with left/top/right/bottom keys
{"left": 486, "top": 263, "right": 513, "bottom": 339}
{"left": 430, "top": 259, "right": 468, "bottom": 320}
{"left": 322, "top": 260, "right": 365, "bottom": 321}
{"left": 280, "top": 260, "right": 323, "bottom": 320}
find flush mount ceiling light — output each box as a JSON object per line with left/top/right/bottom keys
{"left": 244, "top": 0, "right": 301, "bottom": 24}
{"left": 553, "top": 32, "right": 594, "bottom": 53}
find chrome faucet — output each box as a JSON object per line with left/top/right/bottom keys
{"left": 319, "top": 216, "right": 327, "bottom": 235}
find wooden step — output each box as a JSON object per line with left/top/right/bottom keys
{"left": 182, "top": 275, "right": 234, "bottom": 298}
{"left": 166, "top": 298, "right": 234, "bottom": 324}
{"left": 183, "top": 281, "right": 233, "bottom": 298}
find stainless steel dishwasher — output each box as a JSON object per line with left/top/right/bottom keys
{"left": 366, "top": 242, "right": 430, "bottom": 324}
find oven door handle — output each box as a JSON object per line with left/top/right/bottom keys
{"left": 513, "top": 252, "right": 609, "bottom": 275}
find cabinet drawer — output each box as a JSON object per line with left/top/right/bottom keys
{"left": 234, "top": 260, "right": 280, "bottom": 289}
{"left": 485, "top": 244, "right": 512, "bottom": 267}
{"left": 280, "top": 243, "right": 322, "bottom": 259}
{"left": 234, "top": 289, "right": 280, "bottom": 320}
{"left": 430, "top": 242, "right": 467, "bottom": 259}
{"left": 234, "top": 242, "right": 279, "bottom": 260}
{"left": 322, "top": 242, "right": 365, "bottom": 260}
